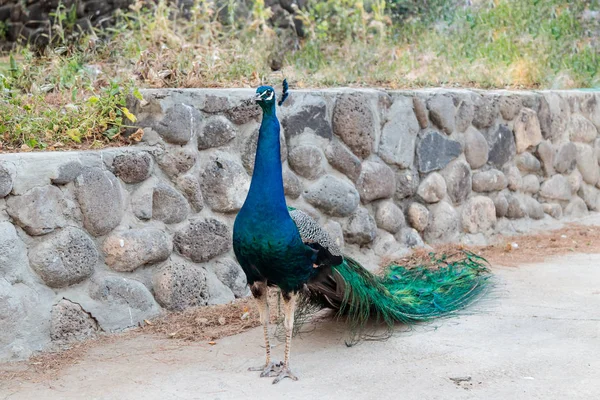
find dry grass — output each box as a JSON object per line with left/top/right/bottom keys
{"left": 144, "top": 297, "right": 262, "bottom": 342}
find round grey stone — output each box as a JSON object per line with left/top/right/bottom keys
{"left": 580, "top": 93, "right": 600, "bottom": 130}
{"left": 201, "top": 156, "right": 250, "bottom": 213}
{"left": 304, "top": 175, "right": 360, "bottom": 217}
{"left": 427, "top": 93, "right": 455, "bottom": 134}
{"left": 580, "top": 94, "right": 600, "bottom": 130}
{"left": 413, "top": 96, "right": 429, "bottom": 129}
{"left": 567, "top": 114, "right": 597, "bottom": 143}
{"left": 175, "top": 174, "right": 204, "bottom": 213}
{"left": 204, "top": 267, "right": 236, "bottom": 305}
{"left": 423, "top": 201, "right": 459, "bottom": 243}
{"left": 112, "top": 151, "right": 153, "bottom": 184}
{"left": 281, "top": 100, "right": 332, "bottom": 139}
{"left": 515, "top": 152, "right": 542, "bottom": 173}
{"left": 578, "top": 183, "right": 600, "bottom": 211}
{"left": 554, "top": 142, "right": 578, "bottom": 174}
{"left": 472, "top": 94, "right": 499, "bottom": 129}
{"left": 416, "top": 131, "right": 462, "bottom": 173}
{"left": 375, "top": 201, "right": 405, "bottom": 234}
{"left": 332, "top": 92, "right": 376, "bottom": 158}
{"left": 283, "top": 168, "right": 302, "bottom": 199}
{"left": 89, "top": 275, "right": 157, "bottom": 313}
{"left": 225, "top": 101, "right": 261, "bottom": 125}
{"left": 0, "top": 280, "right": 26, "bottom": 353}
{"left": 325, "top": 139, "right": 362, "bottom": 182}
{"left": 174, "top": 218, "right": 231, "bottom": 263}
{"left": 394, "top": 168, "right": 419, "bottom": 201}
{"left": 461, "top": 196, "right": 496, "bottom": 233}
{"left": 464, "top": 127, "right": 489, "bottom": 169}
{"left": 0, "top": 162, "right": 15, "bottom": 197}
{"left": 472, "top": 169, "right": 507, "bottom": 193}
{"left": 130, "top": 180, "right": 154, "bottom": 221}
{"left": 407, "top": 202, "right": 429, "bottom": 232}
{"left": 153, "top": 104, "right": 202, "bottom": 145}
{"left": 514, "top": 108, "right": 543, "bottom": 153}
{"left": 537, "top": 95, "right": 569, "bottom": 141}
{"left": 103, "top": 228, "right": 172, "bottom": 272}
{"left": 498, "top": 95, "right": 522, "bottom": 120}
{"left": 6, "top": 185, "right": 67, "bottom": 236}
{"left": 521, "top": 174, "right": 540, "bottom": 194}
{"left": 535, "top": 141, "right": 555, "bottom": 176}
{"left": 75, "top": 167, "right": 124, "bottom": 237}
{"left": 506, "top": 194, "right": 527, "bottom": 219}
{"left": 503, "top": 165, "right": 522, "bottom": 192}
{"left": 52, "top": 160, "right": 83, "bottom": 185}
{"left": 372, "top": 231, "right": 402, "bottom": 257}
{"left": 288, "top": 145, "right": 325, "bottom": 180}
{"left": 152, "top": 258, "right": 209, "bottom": 311}
{"left": 152, "top": 182, "right": 190, "bottom": 224}
{"left": 441, "top": 160, "right": 472, "bottom": 205}
{"left": 493, "top": 192, "right": 509, "bottom": 218}
{"left": 155, "top": 147, "right": 197, "bottom": 178}
{"left": 486, "top": 124, "right": 516, "bottom": 168}
{"left": 0, "top": 222, "right": 28, "bottom": 284}
{"left": 564, "top": 197, "right": 588, "bottom": 218}
{"left": 397, "top": 227, "right": 425, "bottom": 249}
{"left": 568, "top": 170, "right": 583, "bottom": 194}
{"left": 543, "top": 203, "right": 563, "bottom": 219}
{"left": 540, "top": 175, "right": 572, "bottom": 201}
{"left": 455, "top": 98, "right": 474, "bottom": 133}
{"left": 343, "top": 207, "right": 377, "bottom": 245}
{"left": 201, "top": 94, "right": 230, "bottom": 113}
{"left": 50, "top": 299, "right": 99, "bottom": 343}
{"left": 207, "top": 258, "right": 248, "bottom": 298}
{"left": 417, "top": 172, "right": 446, "bottom": 204}
{"left": 356, "top": 161, "right": 395, "bottom": 203}
{"left": 198, "top": 116, "right": 237, "bottom": 150}
{"left": 576, "top": 144, "right": 599, "bottom": 185}
{"left": 29, "top": 227, "right": 98, "bottom": 288}
{"left": 379, "top": 96, "right": 420, "bottom": 168}
{"left": 523, "top": 196, "right": 544, "bottom": 220}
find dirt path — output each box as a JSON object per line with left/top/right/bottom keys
{"left": 1, "top": 250, "right": 599, "bottom": 400}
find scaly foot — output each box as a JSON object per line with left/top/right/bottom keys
{"left": 248, "top": 361, "right": 282, "bottom": 377}
{"left": 272, "top": 365, "right": 298, "bottom": 384}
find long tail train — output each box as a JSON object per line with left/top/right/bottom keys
{"left": 293, "top": 251, "right": 491, "bottom": 340}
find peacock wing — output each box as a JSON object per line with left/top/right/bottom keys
{"left": 288, "top": 207, "right": 343, "bottom": 267}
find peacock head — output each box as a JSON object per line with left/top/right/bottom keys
{"left": 254, "top": 85, "right": 277, "bottom": 110}
{"left": 254, "top": 80, "right": 289, "bottom": 111}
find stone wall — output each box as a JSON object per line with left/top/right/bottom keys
{"left": 1, "top": 87, "right": 599, "bottom": 361}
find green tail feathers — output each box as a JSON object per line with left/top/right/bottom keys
{"left": 331, "top": 251, "right": 491, "bottom": 333}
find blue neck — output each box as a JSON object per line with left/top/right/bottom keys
{"left": 244, "top": 104, "right": 287, "bottom": 213}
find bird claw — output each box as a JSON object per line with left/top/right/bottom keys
{"left": 248, "top": 361, "right": 282, "bottom": 377}
{"left": 272, "top": 365, "right": 298, "bottom": 384}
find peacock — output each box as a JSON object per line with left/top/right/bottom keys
{"left": 232, "top": 81, "right": 491, "bottom": 384}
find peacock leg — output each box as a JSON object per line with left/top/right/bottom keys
{"left": 272, "top": 291, "right": 299, "bottom": 384}
{"left": 248, "top": 281, "right": 280, "bottom": 377}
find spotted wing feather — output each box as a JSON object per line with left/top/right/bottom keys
{"left": 289, "top": 208, "right": 343, "bottom": 266}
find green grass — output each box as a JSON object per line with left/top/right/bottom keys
{"left": 0, "top": 0, "right": 597, "bottom": 151}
